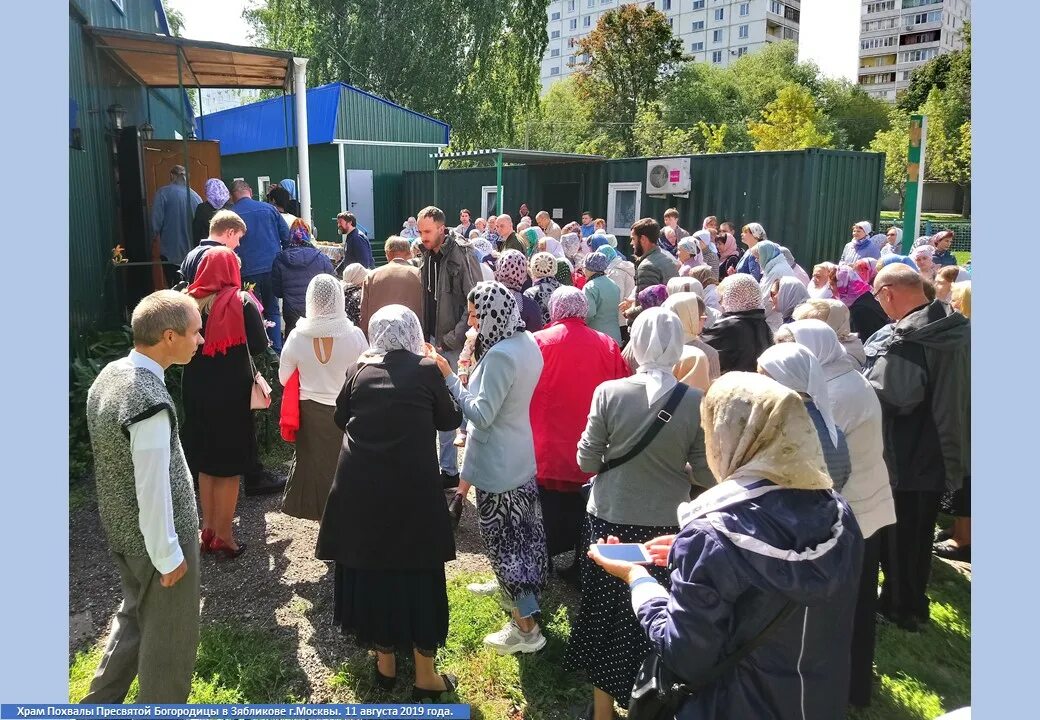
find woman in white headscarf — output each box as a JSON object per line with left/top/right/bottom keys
{"left": 753, "top": 241, "right": 798, "bottom": 323}
{"left": 315, "top": 304, "right": 463, "bottom": 701}
{"left": 792, "top": 298, "right": 867, "bottom": 368}
{"left": 340, "top": 263, "right": 369, "bottom": 326}
{"left": 279, "top": 274, "right": 369, "bottom": 521}
{"left": 757, "top": 343, "right": 850, "bottom": 489}
{"left": 569, "top": 307, "right": 714, "bottom": 720}
{"left": 587, "top": 371, "right": 863, "bottom": 720}
{"left": 772, "top": 318, "right": 895, "bottom": 708}
{"left": 808, "top": 262, "right": 836, "bottom": 299}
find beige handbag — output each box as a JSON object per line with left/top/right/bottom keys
{"left": 248, "top": 351, "right": 272, "bottom": 410}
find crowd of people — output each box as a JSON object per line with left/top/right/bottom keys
{"left": 86, "top": 193, "right": 971, "bottom": 719}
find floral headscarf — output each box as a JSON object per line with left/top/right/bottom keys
{"left": 560, "top": 233, "right": 581, "bottom": 260}
{"left": 294, "top": 273, "right": 353, "bottom": 339}
{"left": 637, "top": 284, "right": 668, "bottom": 309}
{"left": 205, "top": 178, "right": 230, "bottom": 210}
{"left": 494, "top": 249, "right": 529, "bottom": 291}
{"left": 718, "top": 273, "right": 762, "bottom": 313}
{"left": 362, "top": 304, "right": 425, "bottom": 362}
{"left": 287, "top": 218, "right": 313, "bottom": 247}
{"left": 583, "top": 251, "right": 610, "bottom": 274}
{"left": 529, "top": 252, "right": 558, "bottom": 279}
{"left": 548, "top": 285, "right": 589, "bottom": 323}
{"left": 834, "top": 265, "right": 872, "bottom": 307}
{"left": 469, "top": 281, "right": 526, "bottom": 357}
{"left": 470, "top": 237, "right": 495, "bottom": 261}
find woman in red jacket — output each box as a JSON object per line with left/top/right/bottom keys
{"left": 530, "top": 286, "right": 630, "bottom": 576}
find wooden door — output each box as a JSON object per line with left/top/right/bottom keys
{"left": 141, "top": 140, "right": 221, "bottom": 289}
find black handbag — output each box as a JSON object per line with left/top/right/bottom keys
{"left": 628, "top": 601, "right": 799, "bottom": 720}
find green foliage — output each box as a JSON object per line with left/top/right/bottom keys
{"left": 869, "top": 107, "right": 911, "bottom": 206}
{"left": 818, "top": 79, "right": 892, "bottom": 150}
{"left": 162, "top": 1, "right": 185, "bottom": 37}
{"left": 246, "top": 0, "right": 549, "bottom": 150}
{"left": 575, "top": 4, "right": 685, "bottom": 156}
{"left": 748, "top": 85, "right": 833, "bottom": 151}
{"left": 70, "top": 623, "right": 306, "bottom": 703}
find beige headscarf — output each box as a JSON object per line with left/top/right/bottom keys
{"left": 700, "top": 372, "right": 831, "bottom": 490}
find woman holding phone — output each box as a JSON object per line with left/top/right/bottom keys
{"left": 566, "top": 308, "right": 715, "bottom": 720}
{"left": 315, "top": 305, "right": 462, "bottom": 701}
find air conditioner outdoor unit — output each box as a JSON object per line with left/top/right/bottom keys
{"left": 646, "top": 157, "right": 691, "bottom": 196}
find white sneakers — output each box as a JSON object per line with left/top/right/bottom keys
{"left": 483, "top": 620, "right": 547, "bottom": 655}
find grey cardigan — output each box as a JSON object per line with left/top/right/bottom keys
{"left": 576, "top": 378, "right": 715, "bottom": 527}
{"left": 446, "top": 331, "right": 544, "bottom": 494}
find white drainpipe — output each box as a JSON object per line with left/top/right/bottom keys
{"left": 293, "top": 57, "right": 311, "bottom": 227}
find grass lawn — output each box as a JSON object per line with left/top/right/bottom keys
{"left": 953, "top": 251, "right": 971, "bottom": 267}
{"left": 70, "top": 564, "right": 969, "bottom": 718}
{"left": 881, "top": 212, "right": 970, "bottom": 223}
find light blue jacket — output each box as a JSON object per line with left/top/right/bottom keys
{"left": 446, "top": 332, "right": 544, "bottom": 494}
{"left": 583, "top": 274, "right": 622, "bottom": 345}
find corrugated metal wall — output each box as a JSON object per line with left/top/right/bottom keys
{"left": 403, "top": 150, "right": 883, "bottom": 267}
{"left": 336, "top": 86, "right": 449, "bottom": 145}
{"left": 69, "top": 0, "right": 195, "bottom": 340}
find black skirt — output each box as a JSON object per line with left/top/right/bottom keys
{"left": 564, "top": 514, "right": 677, "bottom": 703}
{"left": 333, "top": 564, "right": 449, "bottom": 656}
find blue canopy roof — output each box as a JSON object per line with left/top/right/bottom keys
{"left": 196, "top": 83, "right": 450, "bottom": 156}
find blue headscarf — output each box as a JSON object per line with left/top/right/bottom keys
{"left": 280, "top": 178, "right": 297, "bottom": 199}
{"left": 589, "top": 234, "right": 609, "bottom": 251}
{"left": 598, "top": 246, "right": 619, "bottom": 263}
{"left": 756, "top": 240, "right": 782, "bottom": 267}
{"left": 878, "top": 254, "right": 919, "bottom": 271}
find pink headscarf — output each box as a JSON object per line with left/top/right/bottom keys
{"left": 852, "top": 257, "right": 877, "bottom": 285}
{"left": 715, "top": 232, "right": 739, "bottom": 261}
{"left": 834, "top": 266, "right": 872, "bottom": 307}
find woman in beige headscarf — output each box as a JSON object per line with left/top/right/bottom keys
{"left": 587, "top": 372, "right": 863, "bottom": 720}
{"left": 792, "top": 298, "right": 867, "bottom": 368}
{"left": 663, "top": 292, "right": 720, "bottom": 383}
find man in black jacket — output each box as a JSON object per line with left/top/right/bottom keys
{"left": 863, "top": 264, "right": 970, "bottom": 632}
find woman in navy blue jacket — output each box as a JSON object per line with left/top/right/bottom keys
{"left": 589, "top": 372, "right": 863, "bottom": 720}
{"left": 272, "top": 219, "right": 335, "bottom": 339}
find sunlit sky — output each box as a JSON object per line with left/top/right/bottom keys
{"left": 166, "top": 0, "right": 858, "bottom": 82}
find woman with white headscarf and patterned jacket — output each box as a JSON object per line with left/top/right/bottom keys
{"left": 567, "top": 307, "right": 715, "bottom": 720}
{"left": 279, "top": 274, "right": 367, "bottom": 521}
{"left": 428, "top": 281, "right": 550, "bottom": 656}
{"left": 316, "top": 304, "right": 463, "bottom": 702}
{"left": 587, "top": 372, "right": 863, "bottom": 720}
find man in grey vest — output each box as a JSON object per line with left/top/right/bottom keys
{"left": 82, "top": 290, "right": 204, "bottom": 702}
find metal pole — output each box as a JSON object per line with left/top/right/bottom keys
{"left": 496, "top": 151, "right": 503, "bottom": 215}
{"left": 177, "top": 46, "right": 191, "bottom": 288}
{"left": 900, "top": 114, "right": 927, "bottom": 254}
{"left": 433, "top": 157, "right": 439, "bottom": 208}
{"left": 197, "top": 85, "right": 205, "bottom": 140}
{"left": 292, "top": 58, "right": 312, "bottom": 227}
{"left": 282, "top": 89, "right": 291, "bottom": 187}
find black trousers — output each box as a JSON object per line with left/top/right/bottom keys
{"left": 849, "top": 533, "right": 881, "bottom": 707}
{"left": 879, "top": 490, "right": 941, "bottom": 622}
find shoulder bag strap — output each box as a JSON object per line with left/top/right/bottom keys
{"left": 676, "top": 601, "right": 800, "bottom": 696}
{"left": 599, "top": 383, "right": 688, "bottom": 475}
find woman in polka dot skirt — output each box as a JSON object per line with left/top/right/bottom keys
{"left": 566, "top": 308, "right": 715, "bottom": 720}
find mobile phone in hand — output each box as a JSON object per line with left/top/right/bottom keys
{"left": 593, "top": 543, "right": 653, "bottom": 564}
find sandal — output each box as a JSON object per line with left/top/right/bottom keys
{"left": 411, "top": 673, "right": 456, "bottom": 702}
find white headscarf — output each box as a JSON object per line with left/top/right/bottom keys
{"left": 629, "top": 307, "right": 684, "bottom": 405}
{"left": 341, "top": 263, "right": 369, "bottom": 288}
{"left": 757, "top": 343, "right": 839, "bottom": 448}
{"left": 543, "top": 235, "right": 566, "bottom": 258}
{"left": 293, "top": 274, "right": 355, "bottom": 339}
{"left": 667, "top": 276, "right": 704, "bottom": 296}
{"left": 776, "top": 318, "right": 860, "bottom": 381}
{"left": 361, "top": 304, "right": 425, "bottom": 362}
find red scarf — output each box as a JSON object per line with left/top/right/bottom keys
{"left": 186, "top": 247, "right": 247, "bottom": 357}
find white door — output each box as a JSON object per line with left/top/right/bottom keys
{"left": 346, "top": 169, "right": 375, "bottom": 237}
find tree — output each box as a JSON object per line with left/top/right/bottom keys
{"left": 575, "top": 5, "right": 684, "bottom": 157}
{"left": 245, "top": 0, "right": 549, "bottom": 149}
{"left": 818, "top": 79, "right": 891, "bottom": 150}
{"left": 898, "top": 22, "right": 970, "bottom": 130}
{"left": 522, "top": 76, "right": 594, "bottom": 153}
{"left": 747, "top": 85, "right": 833, "bottom": 151}
{"left": 868, "top": 108, "right": 909, "bottom": 207}
{"left": 163, "top": 1, "right": 185, "bottom": 37}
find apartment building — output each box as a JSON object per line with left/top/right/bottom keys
{"left": 540, "top": 0, "right": 801, "bottom": 91}
{"left": 858, "top": 0, "right": 970, "bottom": 102}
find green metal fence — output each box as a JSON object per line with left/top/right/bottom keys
{"left": 877, "top": 219, "right": 972, "bottom": 253}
